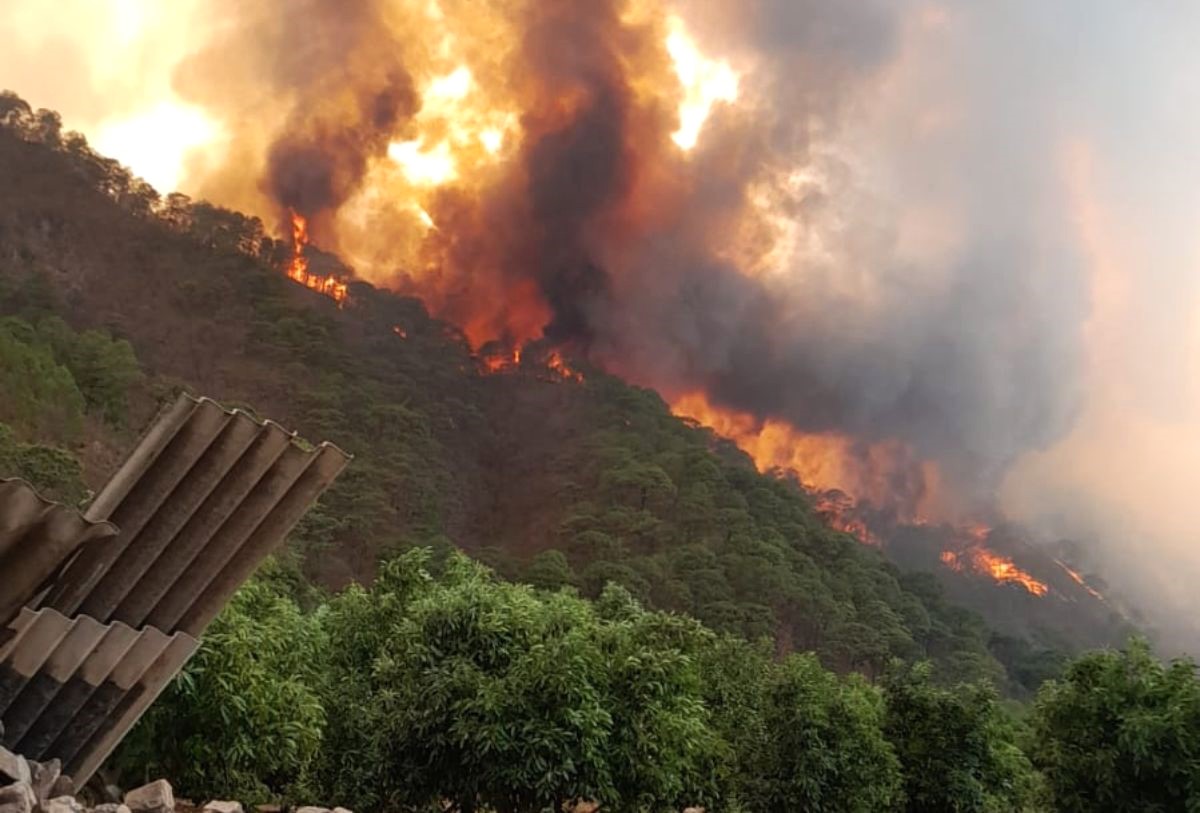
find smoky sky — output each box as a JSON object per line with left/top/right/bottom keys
{"left": 169, "top": 0, "right": 420, "bottom": 236}
{"left": 581, "top": 0, "right": 1087, "bottom": 508}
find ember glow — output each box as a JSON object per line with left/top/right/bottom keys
{"left": 812, "top": 491, "right": 881, "bottom": 546}
{"left": 546, "top": 350, "right": 585, "bottom": 384}
{"left": 285, "top": 211, "right": 348, "bottom": 305}
{"left": 477, "top": 344, "right": 585, "bottom": 384}
{"left": 670, "top": 391, "right": 933, "bottom": 520}
{"left": 480, "top": 345, "right": 522, "bottom": 375}
{"left": 1056, "top": 559, "right": 1105, "bottom": 602}
{"left": 941, "top": 542, "right": 1050, "bottom": 598}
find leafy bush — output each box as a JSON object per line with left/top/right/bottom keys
{"left": 1031, "top": 639, "right": 1200, "bottom": 812}
{"left": 114, "top": 580, "right": 327, "bottom": 804}
{"left": 883, "top": 662, "right": 1041, "bottom": 812}
{"left": 0, "top": 317, "right": 85, "bottom": 440}
{"left": 314, "top": 550, "right": 720, "bottom": 813}
{"left": 749, "top": 654, "right": 902, "bottom": 812}
{"left": 0, "top": 422, "right": 87, "bottom": 503}
{"left": 35, "top": 316, "right": 143, "bottom": 423}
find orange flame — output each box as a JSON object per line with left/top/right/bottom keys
{"left": 1055, "top": 559, "right": 1106, "bottom": 602}
{"left": 670, "top": 391, "right": 934, "bottom": 517}
{"left": 547, "top": 350, "right": 585, "bottom": 383}
{"left": 940, "top": 544, "right": 1050, "bottom": 597}
{"left": 475, "top": 343, "right": 586, "bottom": 384}
{"left": 284, "top": 210, "right": 349, "bottom": 305}
{"left": 480, "top": 345, "right": 522, "bottom": 374}
{"left": 812, "top": 491, "right": 881, "bottom": 546}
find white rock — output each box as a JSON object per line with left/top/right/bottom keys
{"left": 30, "top": 758, "right": 62, "bottom": 803}
{"left": 90, "top": 804, "right": 132, "bottom": 813}
{"left": 202, "top": 802, "right": 243, "bottom": 813}
{"left": 124, "top": 780, "right": 174, "bottom": 813}
{"left": 0, "top": 781, "right": 36, "bottom": 813}
{"left": 332, "top": 807, "right": 353, "bottom": 813}
{"left": 294, "top": 807, "right": 331, "bottom": 813}
{"left": 43, "top": 796, "right": 85, "bottom": 813}
{"left": 0, "top": 748, "right": 31, "bottom": 786}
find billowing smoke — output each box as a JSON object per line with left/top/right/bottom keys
{"left": 168, "top": 0, "right": 421, "bottom": 239}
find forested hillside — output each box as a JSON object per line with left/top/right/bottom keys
{"left": 0, "top": 90, "right": 1086, "bottom": 689}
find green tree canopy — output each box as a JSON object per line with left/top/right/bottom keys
{"left": 115, "top": 578, "right": 327, "bottom": 804}
{"left": 883, "top": 662, "right": 1040, "bottom": 812}
{"left": 750, "top": 653, "right": 902, "bottom": 812}
{"left": 1031, "top": 639, "right": 1200, "bottom": 812}
{"left": 316, "top": 550, "right": 720, "bottom": 813}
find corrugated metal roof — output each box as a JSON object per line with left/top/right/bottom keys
{"left": 0, "top": 392, "right": 350, "bottom": 789}
{"left": 0, "top": 479, "right": 117, "bottom": 629}
{"left": 0, "top": 607, "right": 197, "bottom": 783}
{"left": 38, "top": 393, "right": 351, "bottom": 636}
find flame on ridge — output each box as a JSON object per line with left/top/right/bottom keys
{"left": 940, "top": 541, "right": 1050, "bottom": 598}
{"left": 1055, "top": 558, "right": 1106, "bottom": 602}
{"left": 670, "top": 391, "right": 1062, "bottom": 597}
{"left": 285, "top": 210, "right": 349, "bottom": 305}
{"left": 477, "top": 343, "right": 585, "bottom": 384}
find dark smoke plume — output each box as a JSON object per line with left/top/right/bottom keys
{"left": 173, "top": 0, "right": 419, "bottom": 236}
{"left": 173, "top": 0, "right": 1087, "bottom": 513}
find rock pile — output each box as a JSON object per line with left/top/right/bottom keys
{"left": 0, "top": 747, "right": 351, "bottom": 813}
{"left": 0, "top": 744, "right": 75, "bottom": 813}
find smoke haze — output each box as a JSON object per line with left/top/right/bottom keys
{"left": 2, "top": 0, "right": 1199, "bottom": 644}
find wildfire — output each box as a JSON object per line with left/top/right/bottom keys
{"left": 546, "top": 350, "right": 585, "bottom": 383}
{"left": 668, "top": 392, "right": 1055, "bottom": 601}
{"left": 476, "top": 344, "right": 585, "bottom": 384}
{"left": 286, "top": 210, "right": 309, "bottom": 281}
{"left": 480, "top": 345, "right": 522, "bottom": 374}
{"left": 386, "top": 63, "right": 517, "bottom": 188}
{"left": 284, "top": 211, "right": 349, "bottom": 305}
{"left": 666, "top": 16, "right": 740, "bottom": 150}
{"left": 812, "top": 490, "right": 881, "bottom": 546}
{"left": 257, "top": 4, "right": 749, "bottom": 349}
{"left": 670, "top": 392, "right": 932, "bottom": 517}
{"left": 1055, "top": 559, "right": 1106, "bottom": 602}
{"left": 940, "top": 543, "right": 1050, "bottom": 597}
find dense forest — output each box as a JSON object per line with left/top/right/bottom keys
{"left": 2, "top": 91, "right": 1197, "bottom": 811}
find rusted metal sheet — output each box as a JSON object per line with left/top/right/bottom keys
{"left": 0, "top": 392, "right": 350, "bottom": 789}
{"left": 0, "top": 479, "right": 117, "bottom": 629}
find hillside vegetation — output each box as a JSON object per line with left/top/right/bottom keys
{"left": 0, "top": 90, "right": 1032, "bottom": 688}
{"left": 5, "top": 91, "right": 1198, "bottom": 812}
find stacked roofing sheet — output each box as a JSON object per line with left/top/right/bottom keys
{"left": 0, "top": 393, "right": 349, "bottom": 789}
{"left": 0, "top": 480, "right": 116, "bottom": 629}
